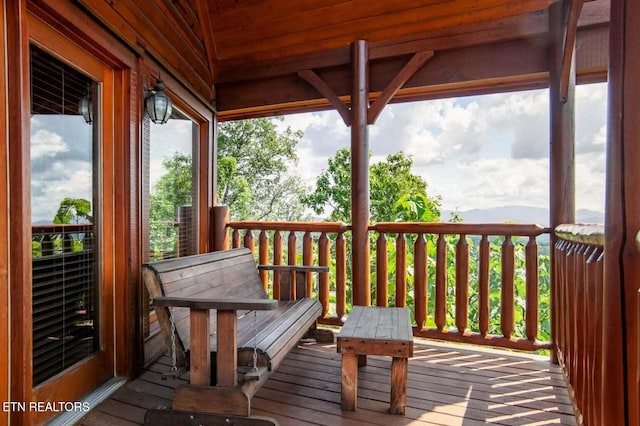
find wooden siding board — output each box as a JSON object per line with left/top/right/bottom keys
{"left": 77, "top": 0, "right": 212, "bottom": 100}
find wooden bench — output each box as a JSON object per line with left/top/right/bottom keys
{"left": 337, "top": 306, "right": 414, "bottom": 414}
{"left": 142, "top": 248, "right": 322, "bottom": 420}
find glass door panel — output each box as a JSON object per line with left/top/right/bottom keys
{"left": 30, "top": 45, "right": 101, "bottom": 386}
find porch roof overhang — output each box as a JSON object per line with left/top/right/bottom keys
{"left": 76, "top": 0, "right": 609, "bottom": 121}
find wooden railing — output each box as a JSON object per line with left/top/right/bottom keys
{"left": 554, "top": 224, "right": 605, "bottom": 426}
{"left": 227, "top": 220, "right": 350, "bottom": 324}
{"left": 371, "top": 222, "right": 550, "bottom": 351}
{"left": 32, "top": 223, "right": 94, "bottom": 257}
{"left": 215, "top": 208, "right": 552, "bottom": 351}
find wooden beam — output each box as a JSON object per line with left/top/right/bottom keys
{"left": 216, "top": 26, "right": 608, "bottom": 119}
{"left": 367, "top": 51, "right": 434, "bottom": 124}
{"left": 298, "top": 69, "right": 351, "bottom": 126}
{"left": 549, "top": 1, "right": 576, "bottom": 367}
{"left": 350, "top": 40, "right": 370, "bottom": 307}
{"left": 604, "top": 0, "right": 640, "bottom": 424}
{"left": 560, "top": 0, "right": 584, "bottom": 102}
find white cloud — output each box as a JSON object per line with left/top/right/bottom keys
{"left": 30, "top": 129, "right": 68, "bottom": 159}
{"left": 282, "top": 83, "right": 607, "bottom": 216}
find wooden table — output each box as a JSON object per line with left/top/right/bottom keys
{"left": 336, "top": 306, "right": 414, "bottom": 414}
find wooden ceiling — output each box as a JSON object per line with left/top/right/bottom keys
{"left": 71, "top": 0, "right": 609, "bottom": 119}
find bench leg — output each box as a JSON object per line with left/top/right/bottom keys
{"left": 341, "top": 353, "right": 358, "bottom": 411}
{"left": 390, "top": 357, "right": 408, "bottom": 415}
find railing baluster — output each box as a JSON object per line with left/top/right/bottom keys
{"left": 287, "top": 231, "right": 297, "bottom": 299}
{"left": 318, "top": 232, "right": 330, "bottom": 317}
{"left": 376, "top": 233, "right": 388, "bottom": 307}
{"left": 336, "top": 232, "right": 347, "bottom": 319}
{"left": 435, "top": 234, "right": 447, "bottom": 331}
{"left": 501, "top": 236, "right": 515, "bottom": 339}
{"left": 455, "top": 234, "right": 469, "bottom": 333}
{"left": 273, "top": 231, "right": 282, "bottom": 300}
{"left": 232, "top": 229, "right": 241, "bottom": 248}
{"left": 525, "top": 236, "right": 539, "bottom": 341}
{"left": 303, "top": 231, "right": 313, "bottom": 297}
{"left": 259, "top": 230, "right": 269, "bottom": 291}
{"left": 414, "top": 234, "right": 427, "bottom": 329}
{"left": 243, "top": 229, "right": 254, "bottom": 254}
{"left": 565, "top": 242, "right": 577, "bottom": 384}
{"left": 395, "top": 233, "right": 407, "bottom": 308}
{"left": 479, "top": 235, "right": 490, "bottom": 336}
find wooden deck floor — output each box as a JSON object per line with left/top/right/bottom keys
{"left": 77, "top": 338, "right": 576, "bottom": 425}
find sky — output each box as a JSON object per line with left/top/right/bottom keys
{"left": 30, "top": 82, "right": 607, "bottom": 224}
{"left": 277, "top": 82, "right": 608, "bottom": 216}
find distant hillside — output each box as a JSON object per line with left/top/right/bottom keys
{"left": 442, "top": 205, "right": 603, "bottom": 227}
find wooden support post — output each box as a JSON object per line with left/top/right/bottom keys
{"left": 216, "top": 310, "right": 238, "bottom": 387}
{"left": 351, "top": 40, "right": 371, "bottom": 307}
{"left": 189, "top": 309, "right": 211, "bottom": 386}
{"left": 548, "top": 1, "right": 576, "bottom": 365}
{"left": 604, "top": 1, "right": 640, "bottom": 424}
{"left": 211, "top": 205, "right": 230, "bottom": 251}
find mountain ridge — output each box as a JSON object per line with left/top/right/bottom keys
{"left": 442, "top": 205, "right": 603, "bottom": 227}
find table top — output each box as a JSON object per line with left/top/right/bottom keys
{"left": 337, "top": 306, "right": 413, "bottom": 343}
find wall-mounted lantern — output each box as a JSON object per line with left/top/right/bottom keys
{"left": 144, "top": 76, "right": 173, "bottom": 124}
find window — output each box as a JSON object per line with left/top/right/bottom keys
{"left": 30, "top": 45, "right": 100, "bottom": 385}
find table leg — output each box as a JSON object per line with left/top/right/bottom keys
{"left": 341, "top": 353, "right": 358, "bottom": 410}
{"left": 390, "top": 357, "right": 408, "bottom": 414}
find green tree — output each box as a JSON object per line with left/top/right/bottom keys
{"left": 303, "top": 148, "right": 441, "bottom": 223}
{"left": 149, "top": 153, "right": 193, "bottom": 258}
{"left": 217, "top": 118, "right": 308, "bottom": 220}
{"left": 53, "top": 197, "right": 92, "bottom": 224}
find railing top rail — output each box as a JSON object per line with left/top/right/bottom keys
{"left": 32, "top": 223, "right": 94, "bottom": 232}
{"left": 228, "top": 221, "right": 351, "bottom": 233}
{"left": 370, "top": 222, "right": 549, "bottom": 236}
{"left": 555, "top": 223, "right": 605, "bottom": 246}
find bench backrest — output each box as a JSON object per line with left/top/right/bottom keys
{"left": 142, "top": 248, "right": 266, "bottom": 364}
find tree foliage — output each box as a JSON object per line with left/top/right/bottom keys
{"left": 53, "top": 197, "right": 92, "bottom": 224}
{"left": 217, "top": 118, "right": 308, "bottom": 220}
{"left": 303, "top": 148, "right": 441, "bottom": 223}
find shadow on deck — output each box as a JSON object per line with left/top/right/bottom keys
{"left": 77, "top": 337, "right": 576, "bottom": 425}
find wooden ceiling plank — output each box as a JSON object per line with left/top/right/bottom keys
{"left": 560, "top": 0, "right": 584, "bottom": 102}
{"left": 126, "top": 1, "right": 210, "bottom": 78}
{"left": 78, "top": 0, "right": 211, "bottom": 100}
{"left": 195, "top": 0, "right": 218, "bottom": 75}
{"left": 172, "top": 0, "right": 204, "bottom": 40}
{"left": 210, "top": 0, "right": 351, "bottom": 32}
{"left": 213, "top": 11, "right": 549, "bottom": 83}
{"left": 213, "top": 0, "right": 554, "bottom": 59}
{"left": 367, "top": 51, "right": 434, "bottom": 124}
{"left": 157, "top": 0, "right": 205, "bottom": 48}
{"left": 212, "top": 0, "right": 496, "bottom": 47}
{"left": 298, "top": 69, "right": 351, "bottom": 126}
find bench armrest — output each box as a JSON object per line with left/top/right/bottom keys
{"left": 154, "top": 296, "right": 277, "bottom": 311}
